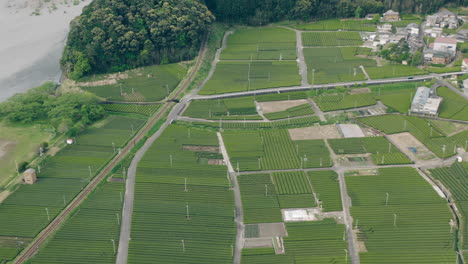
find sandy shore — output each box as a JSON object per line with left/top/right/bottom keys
{"left": 0, "top": 0, "right": 92, "bottom": 102}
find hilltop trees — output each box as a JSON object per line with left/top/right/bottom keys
{"left": 62, "top": 0, "right": 214, "bottom": 79}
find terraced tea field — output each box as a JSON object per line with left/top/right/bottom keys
{"left": 292, "top": 19, "right": 377, "bottom": 32}
{"left": 0, "top": 115, "right": 144, "bottom": 262}
{"left": 243, "top": 219, "right": 348, "bottom": 264}
{"left": 31, "top": 182, "right": 124, "bottom": 263}
{"left": 347, "top": 167, "right": 456, "bottom": 263}
{"left": 312, "top": 92, "right": 376, "bottom": 111}
{"left": 430, "top": 162, "right": 468, "bottom": 249}
{"left": 304, "top": 47, "right": 375, "bottom": 84}
{"left": 328, "top": 137, "right": 412, "bottom": 165}
{"left": 221, "top": 27, "right": 297, "bottom": 60}
{"left": 302, "top": 32, "right": 363, "bottom": 46}
{"left": 199, "top": 61, "right": 301, "bottom": 94}
{"left": 103, "top": 103, "right": 160, "bottom": 116}
{"left": 360, "top": 115, "right": 468, "bottom": 158}
{"left": 81, "top": 63, "right": 187, "bottom": 102}
{"left": 128, "top": 125, "right": 236, "bottom": 264}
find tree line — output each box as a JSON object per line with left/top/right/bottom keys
{"left": 62, "top": 0, "right": 465, "bottom": 79}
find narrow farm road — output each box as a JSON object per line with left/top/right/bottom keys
{"left": 217, "top": 132, "right": 244, "bottom": 264}
{"left": 307, "top": 98, "right": 326, "bottom": 122}
{"left": 294, "top": 28, "right": 309, "bottom": 87}
{"left": 360, "top": 65, "right": 371, "bottom": 81}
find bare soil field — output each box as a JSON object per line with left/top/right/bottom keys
{"left": 257, "top": 99, "right": 309, "bottom": 114}
{"left": 289, "top": 124, "right": 342, "bottom": 140}
{"left": 387, "top": 132, "right": 436, "bottom": 162}
{"left": 349, "top": 87, "right": 371, "bottom": 94}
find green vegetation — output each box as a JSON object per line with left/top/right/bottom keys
{"left": 291, "top": 19, "right": 377, "bottom": 31}
{"left": 437, "top": 86, "right": 468, "bottom": 121}
{"left": 302, "top": 32, "right": 363, "bottom": 46}
{"left": 328, "top": 136, "right": 411, "bottom": 165}
{"left": 430, "top": 162, "right": 468, "bottom": 249}
{"left": 62, "top": 0, "right": 213, "bottom": 78}
{"left": 183, "top": 97, "right": 258, "bottom": 119}
{"left": 239, "top": 174, "right": 282, "bottom": 223}
{"left": 81, "top": 64, "right": 187, "bottom": 102}
{"left": 199, "top": 61, "right": 300, "bottom": 95}
{"left": 0, "top": 115, "right": 144, "bottom": 262}
{"left": 103, "top": 104, "right": 160, "bottom": 116}
{"left": 223, "top": 130, "right": 330, "bottom": 171}
{"left": 128, "top": 125, "right": 235, "bottom": 263}
{"left": 0, "top": 122, "right": 52, "bottom": 187}
{"left": 313, "top": 93, "right": 376, "bottom": 112}
{"left": 0, "top": 82, "right": 105, "bottom": 136}
{"left": 304, "top": 47, "right": 373, "bottom": 84}
{"left": 369, "top": 82, "right": 422, "bottom": 113}
{"left": 264, "top": 104, "right": 315, "bottom": 120}
{"left": 221, "top": 27, "right": 296, "bottom": 60}
{"left": 365, "top": 64, "right": 427, "bottom": 79}
{"left": 307, "top": 170, "right": 343, "bottom": 212}
{"left": 347, "top": 167, "right": 456, "bottom": 263}
{"left": 359, "top": 115, "right": 468, "bottom": 158}
{"left": 31, "top": 182, "right": 124, "bottom": 263}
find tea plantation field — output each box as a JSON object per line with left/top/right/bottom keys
{"left": 243, "top": 219, "right": 348, "bottom": 264}
{"left": 103, "top": 103, "right": 160, "bottom": 116}
{"left": 31, "top": 182, "right": 124, "bottom": 263}
{"left": 291, "top": 19, "right": 377, "bottom": 32}
{"left": 183, "top": 97, "right": 258, "bottom": 119}
{"left": 430, "top": 162, "right": 468, "bottom": 249}
{"left": 312, "top": 92, "right": 376, "bottom": 111}
{"left": 81, "top": 63, "right": 186, "bottom": 102}
{"left": 360, "top": 115, "right": 468, "bottom": 158}
{"left": 264, "top": 104, "right": 315, "bottom": 120}
{"left": 199, "top": 61, "right": 301, "bottom": 95}
{"left": 328, "top": 136, "right": 412, "bottom": 165}
{"left": 128, "top": 125, "right": 236, "bottom": 264}
{"left": 223, "top": 130, "right": 331, "bottom": 171}
{"left": 0, "top": 115, "right": 144, "bottom": 262}
{"left": 307, "top": 170, "right": 343, "bottom": 212}
{"left": 302, "top": 32, "right": 363, "bottom": 46}
{"left": 437, "top": 86, "right": 468, "bottom": 121}
{"left": 304, "top": 47, "right": 375, "bottom": 84}
{"left": 365, "top": 64, "right": 427, "bottom": 79}
{"left": 347, "top": 167, "right": 456, "bottom": 263}
{"left": 221, "top": 27, "right": 297, "bottom": 60}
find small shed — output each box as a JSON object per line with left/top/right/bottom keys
{"left": 23, "top": 168, "right": 37, "bottom": 185}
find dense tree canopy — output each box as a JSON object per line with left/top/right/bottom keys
{"left": 204, "top": 0, "right": 464, "bottom": 24}
{"left": 62, "top": 0, "right": 214, "bottom": 79}
{"left": 0, "top": 82, "right": 105, "bottom": 136}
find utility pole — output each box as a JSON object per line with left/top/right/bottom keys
{"left": 184, "top": 178, "right": 188, "bottom": 192}
{"left": 186, "top": 203, "right": 190, "bottom": 219}
{"left": 116, "top": 213, "right": 120, "bottom": 225}
{"left": 45, "top": 208, "right": 50, "bottom": 221}
{"left": 393, "top": 213, "right": 397, "bottom": 227}
{"left": 111, "top": 239, "right": 116, "bottom": 254}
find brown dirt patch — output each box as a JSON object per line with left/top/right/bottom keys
{"left": 289, "top": 124, "right": 342, "bottom": 140}
{"left": 0, "top": 190, "right": 12, "bottom": 203}
{"left": 208, "top": 159, "right": 224, "bottom": 165}
{"left": 77, "top": 73, "right": 128, "bottom": 87}
{"left": 257, "top": 99, "right": 308, "bottom": 114}
{"left": 349, "top": 88, "right": 371, "bottom": 94}
{"left": 183, "top": 145, "right": 220, "bottom": 153}
{"left": 387, "top": 133, "right": 436, "bottom": 162}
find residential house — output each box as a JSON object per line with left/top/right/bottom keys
{"left": 463, "top": 58, "right": 468, "bottom": 71}
{"left": 382, "top": 10, "right": 400, "bottom": 22}
{"left": 433, "top": 37, "right": 458, "bottom": 56}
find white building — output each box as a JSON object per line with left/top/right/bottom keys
{"left": 406, "top": 23, "right": 419, "bottom": 35}
{"left": 410, "top": 87, "right": 442, "bottom": 116}
{"left": 433, "top": 37, "right": 458, "bottom": 56}
{"left": 462, "top": 58, "right": 468, "bottom": 72}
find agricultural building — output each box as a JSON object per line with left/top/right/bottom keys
{"left": 382, "top": 10, "right": 400, "bottom": 22}
{"left": 410, "top": 87, "right": 442, "bottom": 116}
{"left": 433, "top": 37, "right": 457, "bottom": 56}
{"left": 22, "top": 168, "right": 37, "bottom": 184}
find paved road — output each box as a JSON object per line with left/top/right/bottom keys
{"left": 192, "top": 72, "right": 467, "bottom": 100}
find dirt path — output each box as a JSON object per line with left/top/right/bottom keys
{"left": 307, "top": 98, "right": 327, "bottom": 122}
{"left": 218, "top": 132, "right": 244, "bottom": 264}
{"left": 360, "top": 65, "right": 371, "bottom": 81}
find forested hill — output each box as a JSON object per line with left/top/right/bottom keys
{"left": 204, "top": 0, "right": 465, "bottom": 23}
{"left": 61, "top": 0, "right": 214, "bottom": 79}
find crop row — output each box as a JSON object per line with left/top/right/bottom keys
{"left": 103, "top": 103, "right": 160, "bottom": 116}
{"left": 264, "top": 104, "right": 315, "bottom": 120}
{"left": 302, "top": 32, "right": 363, "bottom": 46}
{"left": 312, "top": 93, "right": 376, "bottom": 112}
